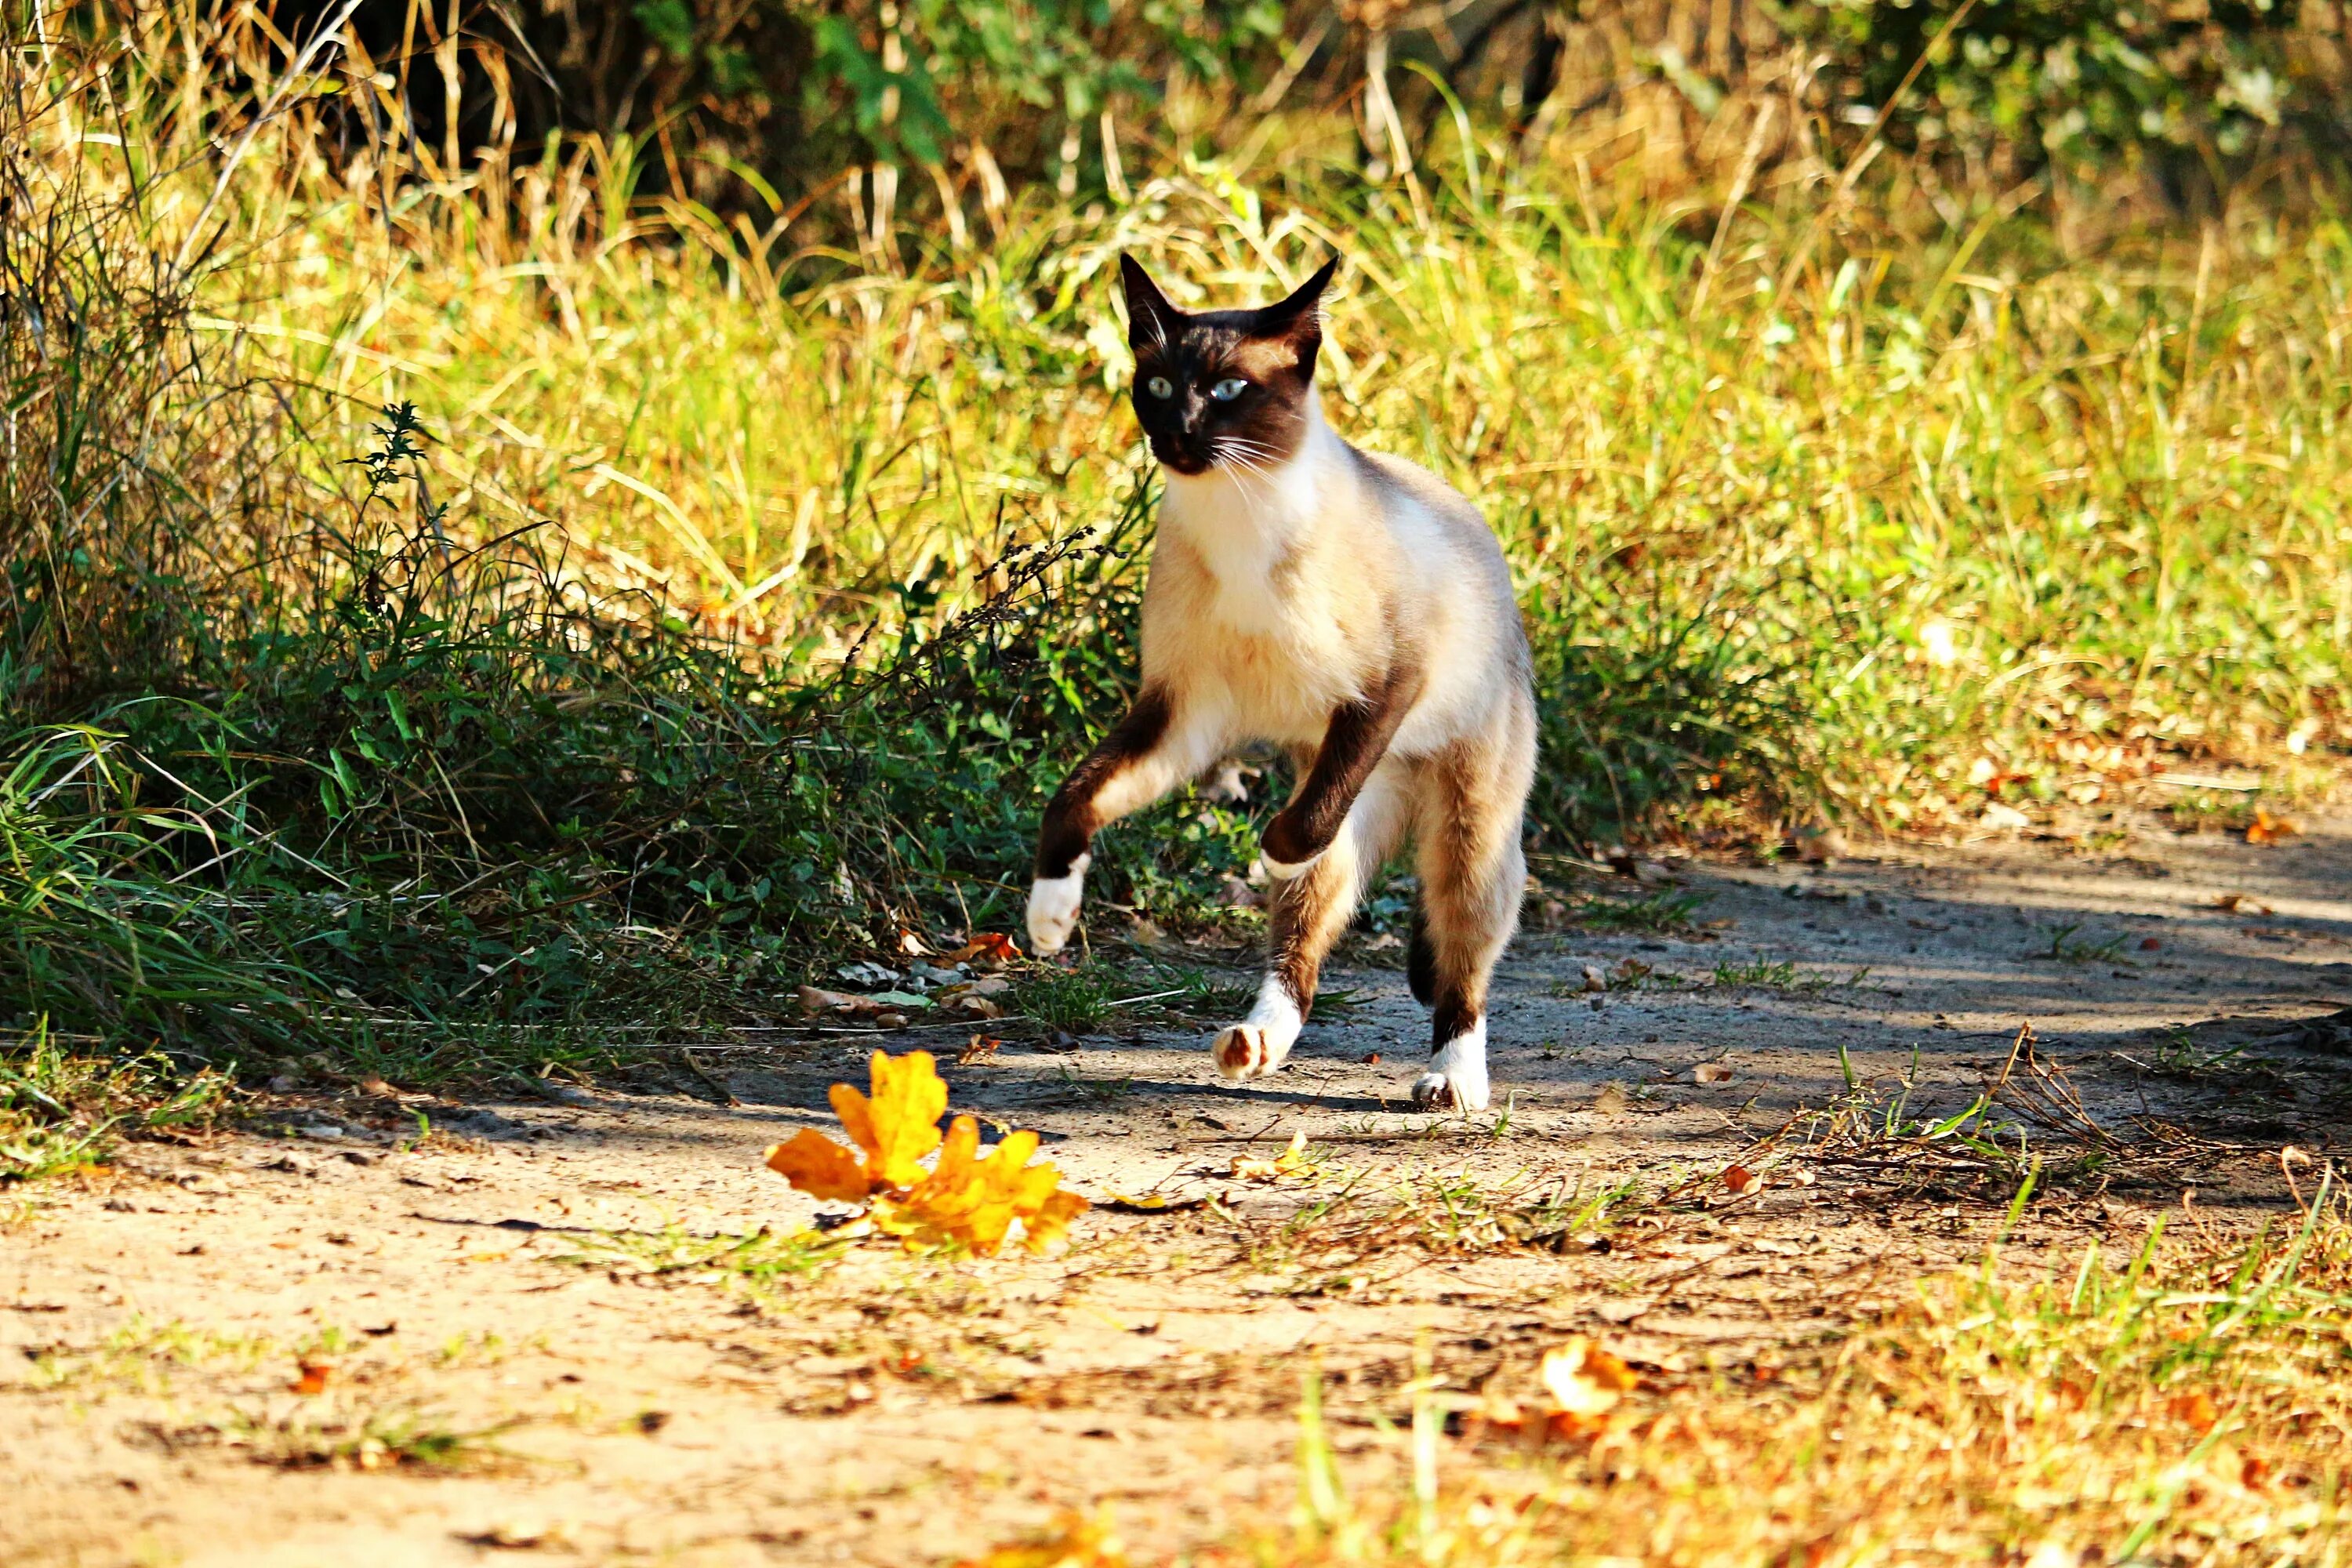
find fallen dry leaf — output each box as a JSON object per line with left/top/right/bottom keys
{"left": 1592, "top": 1083, "right": 1629, "bottom": 1116}
{"left": 762, "top": 1050, "right": 1086, "bottom": 1255}
{"left": 1096, "top": 1192, "right": 1210, "bottom": 1214}
{"left": 946, "top": 932, "right": 1022, "bottom": 967}
{"left": 1693, "top": 1062, "right": 1735, "bottom": 1084}
{"left": 958, "top": 1034, "right": 1002, "bottom": 1066}
{"left": 952, "top": 1509, "right": 1126, "bottom": 1568}
{"left": 797, "top": 985, "right": 895, "bottom": 1018}
{"left": 290, "top": 1357, "right": 333, "bottom": 1396}
{"left": 832, "top": 1049, "right": 949, "bottom": 1189}
{"left": 2247, "top": 809, "right": 2301, "bottom": 845}
{"left": 1230, "top": 1129, "right": 1310, "bottom": 1181}
{"left": 1541, "top": 1336, "right": 1639, "bottom": 1422}
{"left": 2214, "top": 893, "right": 2274, "bottom": 915}
{"left": 764, "top": 1129, "right": 869, "bottom": 1204}
{"left": 2168, "top": 1388, "right": 2220, "bottom": 1434}
{"left": 873, "top": 1116, "right": 1089, "bottom": 1255}
{"left": 1723, "top": 1163, "right": 1761, "bottom": 1195}
{"left": 1475, "top": 1338, "right": 1640, "bottom": 1443}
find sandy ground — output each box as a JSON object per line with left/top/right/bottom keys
{"left": 6, "top": 809, "right": 2350, "bottom": 1566}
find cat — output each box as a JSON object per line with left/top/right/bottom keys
{"left": 1024, "top": 253, "right": 1536, "bottom": 1111}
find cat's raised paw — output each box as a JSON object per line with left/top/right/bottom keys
{"left": 1213, "top": 1024, "right": 1284, "bottom": 1080}
{"left": 1211, "top": 980, "right": 1305, "bottom": 1080}
{"left": 1025, "top": 855, "right": 1089, "bottom": 956}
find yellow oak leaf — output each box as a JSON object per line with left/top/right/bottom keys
{"left": 1229, "top": 1128, "right": 1309, "bottom": 1181}
{"left": 877, "top": 1114, "right": 1090, "bottom": 1255}
{"left": 1538, "top": 1336, "right": 1639, "bottom": 1436}
{"left": 830, "top": 1048, "right": 947, "bottom": 1190}
{"left": 764, "top": 1127, "right": 870, "bottom": 1204}
{"left": 952, "top": 1508, "right": 1124, "bottom": 1568}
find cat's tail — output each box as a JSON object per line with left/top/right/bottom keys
{"left": 1406, "top": 905, "right": 1437, "bottom": 1005}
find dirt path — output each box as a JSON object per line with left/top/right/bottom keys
{"left": 9, "top": 812, "right": 2351, "bottom": 1566}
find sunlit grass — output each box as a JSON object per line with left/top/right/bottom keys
{"left": 1235, "top": 1191, "right": 2352, "bottom": 1567}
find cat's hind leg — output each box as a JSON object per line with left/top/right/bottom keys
{"left": 1214, "top": 764, "right": 1410, "bottom": 1081}
{"left": 1409, "top": 700, "right": 1534, "bottom": 1112}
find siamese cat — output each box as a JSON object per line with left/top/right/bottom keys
{"left": 1025, "top": 255, "right": 1536, "bottom": 1111}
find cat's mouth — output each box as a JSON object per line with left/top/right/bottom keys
{"left": 1149, "top": 437, "right": 1215, "bottom": 477}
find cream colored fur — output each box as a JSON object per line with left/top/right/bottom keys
{"left": 1025, "top": 395, "right": 1534, "bottom": 1109}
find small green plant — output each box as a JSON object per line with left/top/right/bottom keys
{"left": 1711, "top": 958, "right": 1807, "bottom": 991}
{"left": 0, "top": 1022, "right": 231, "bottom": 1184}
{"left": 1014, "top": 966, "right": 1123, "bottom": 1033}
{"left": 2041, "top": 924, "right": 2129, "bottom": 964}
{"left": 1567, "top": 887, "right": 1713, "bottom": 934}
{"left": 2163, "top": 789, "right": 2261, "bottom": 834}
{"left": 2125, "top": 1027, "right": 2252, "bottom": 1081}
{"left": 27, "top": 1317, "right": 273, "bottom": 1395}
{"left": 231, "top": 1403, "right": 530, "bottom": 1472}
{"left": 554, "top": 1222, "right": 848, "bottom": 1300}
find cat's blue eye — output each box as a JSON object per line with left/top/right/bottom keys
{"left": 1210, "top": 377, "right": 1249, "bottom": 402}
{"left": 1143, "top": 375, "right": 1174, "bottom": 400}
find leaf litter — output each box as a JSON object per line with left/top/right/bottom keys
{"left": 764, "top": 1050, "right": 1088, "bottom": 1256}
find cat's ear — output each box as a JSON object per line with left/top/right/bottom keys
{"left": 1120, "top": 253, "right": 1181, "bottom": 348}
{"left": 1254, "top": 255, "right": 1338, "bottom": 343}
{"left": 1248, "top": 255, "right": 1338, "bottom": 379}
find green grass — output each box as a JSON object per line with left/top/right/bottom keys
{"left": 1195, "top": 1183, "right": 2352, "bottom": 1568}
{"left": 553, "top": 1223, "right": 850, "bottom": 1301}
{"left": 1563, "top": 887, "right": 1713, "bottom": 934}
{"left": 2040, "top": 923, "right": 2132, "bottom": 965}
{"left": 0, "top": 1023, "right": 230, "bottom": 1183}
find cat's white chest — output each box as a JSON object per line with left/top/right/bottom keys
{"left": 1158, "top": 463, "right": 1319, "bottom": 631}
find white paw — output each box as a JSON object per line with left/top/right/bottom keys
{"left": 1025, "top": 855, "right": 1089, "bottom": 956}
{"left": 1411, "top": 1019, "right": 1490, "bottom": 1112}
{"left": 1211, "top": 978, "right": 1304, "bottom": 1080}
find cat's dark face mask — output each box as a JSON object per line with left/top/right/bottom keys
{"left": 1119, "top": 254, "right": 1337, "bottom": 477}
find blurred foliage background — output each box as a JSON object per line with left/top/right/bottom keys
{"left": 266, "top": 0, "right": 2352, "bottom": 222}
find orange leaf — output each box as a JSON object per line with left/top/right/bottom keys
{"left": 2168, "top": 1388, "right": 2220, "bottom": 1433}
{"left": 877, "top": 1116, "right": 1089, "bottom": 1255}
{"left": 949, "top": 932, "right": 1022, "bottom": 965}
{"left": 765, "top": 1129, "right": 871, "bottom": 1204}
{"left": 1231, "top": 1129, "right": 1309, "bottom": 1181}
{"left": 1540, "top": 1336, "right": 1637, "bottom": 1421}
{"left": 952, "top": 1508, "right": 1125, "bottom": 1568}
{"left": 831, "top": 1049, "right": 947, "bottom": 1190}
{"left": 2248, "top": 809, "right": 2301, "bottom": 845}
{"left": 1723, "top": 1163, "right": 1760, "bottom": 1194}
{"left": 290, "top": 1357, "right": 334, "bottom": 1396}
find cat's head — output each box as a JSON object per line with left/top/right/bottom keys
{"left": 1118, "top": 254, "right": 1338, "bottom": 477}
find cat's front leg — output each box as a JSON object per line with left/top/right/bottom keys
{"left": 1028, "top": 688, "right": 1222, "bottom": 956}
{"left": 1216, "top": 686, "right": 1417, "bottom": 1083}
{"left": 1257, "top": 673, "right": 1418, "bottom": 880}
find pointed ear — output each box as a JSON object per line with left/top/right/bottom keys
{"left": 1120, "top": 253, "right": 1181, "bottom": 347}
{"left": 1256, "top": 255, "right": 1338, "bottom": 340}
{"left": 1250, "top": 255, "right": 1338, "bottom": 380}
